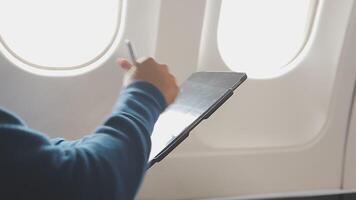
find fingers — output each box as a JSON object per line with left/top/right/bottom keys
{"left": 137, "top": 57, "right": 158, "bottom": 66}
{"left": 160, "top": 64, "right": 169, "bottom": 72}
{"left": 119, "top": 57, "right": 170, "bottom": 75}
{"left": 117, "top": 58, "right": 133, "bottom": 70}
{"left": 119, "top": 57, "right": 159, "bottom": 69}
{"left": 118, "top": 57, "right": 169, "bottom": 75}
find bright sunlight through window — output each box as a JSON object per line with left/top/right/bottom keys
{"left": 0, "top": 0, "right": 121, "bottom": 71}
{"left": 218, "top": 0, "right": 314, "bottom": 78}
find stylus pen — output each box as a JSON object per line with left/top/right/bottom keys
{"left": 125, "top": 39, "right": 139, "bottom": 67}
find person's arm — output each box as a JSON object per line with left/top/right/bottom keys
{"left": 0, "top": 81, "right": 165, "bottom": 200}
{"left": 0, "top": 108, "right": 26, "bottom": 126}
{"left": 49, "top": 80, "right": 166, "bottom": 200}
{"left": 0, "top": 57, "right": 178, "bottom": 200}
{"left": 47, "top": 57, "right": 176, "bottom": 200}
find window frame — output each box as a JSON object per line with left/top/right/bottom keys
{"left": 0, "top": 0, "right": 126, "bottom": 76}
{"left": 216, "top": 0, "right": 319, "bottom": 78}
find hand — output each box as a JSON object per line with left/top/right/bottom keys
{"left": 117, "top": 57, "right": 179, "bottom": 105}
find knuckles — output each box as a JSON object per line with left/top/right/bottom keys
{"left": 137, "top": 57, "right": 155, "bottom": 66}
{"left": 122, "top": 56, "right": 179, "bottom": 104}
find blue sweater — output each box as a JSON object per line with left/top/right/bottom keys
{"left": 0, "top": 81, "right": 167, "bottom": 200}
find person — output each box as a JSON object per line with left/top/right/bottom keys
{"left": 0, "top": 57, "right": 179, "bottom": 200}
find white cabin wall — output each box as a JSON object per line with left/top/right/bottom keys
{"left": 344, "top": 90, "right": 356, "bottom": 189}
{"left": 154, "top": 0, "right": 207, "bottom": 84}
{"left": 0, "top": 0, "right": 162, "bottom": 139}
{"left": 342, "top": 3, "right": 356, "bottom": 187}
{"left": 139, "top": 0, "right": 356, "bottom": 199}
{"left": 2, "top": 0, "right": 356, "bottom": 199}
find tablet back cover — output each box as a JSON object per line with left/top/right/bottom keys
{"left": 149, "top": 72, "right": 247, "bottom": 166}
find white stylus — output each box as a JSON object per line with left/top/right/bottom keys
{"left": 125, "top": 39, "right": 139, "bottom": 67}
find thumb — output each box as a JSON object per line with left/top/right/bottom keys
{"left": 117, "top": 58, "right": 133, "bottom": 70}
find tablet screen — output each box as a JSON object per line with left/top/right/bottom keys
{"left": 148, "top": 72, "right": 247, "bottom": 163}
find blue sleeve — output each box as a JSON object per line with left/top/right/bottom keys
{"left": 0, "top": 81, "right": 166, "bottom": 200}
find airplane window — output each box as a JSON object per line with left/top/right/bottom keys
{"left": 0, "top": 0, "right": 121, "bottom": 72}
{"left": 218, "top": 0, "right": 314, "bottom": 78}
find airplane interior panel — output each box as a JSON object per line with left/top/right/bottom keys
{"left": 1, "top": 0, "right": 356, "bottom": 199}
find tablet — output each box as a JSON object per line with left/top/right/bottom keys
{"left": 148, "top": 71, "right": 247, "bottom": 167}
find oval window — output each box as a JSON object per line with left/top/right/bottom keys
{"left": 0, "top": 0, "right": 121, "bottom": 72}
{"left": 218, "top": 0, "right": 314, "bottom": 78}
